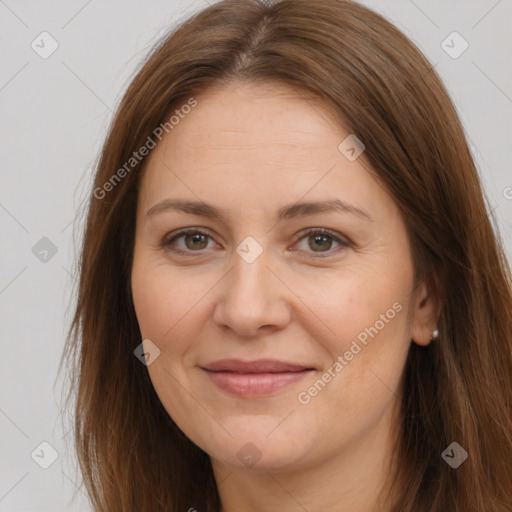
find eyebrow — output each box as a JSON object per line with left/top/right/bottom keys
{"left": 146, "top": 198, "right": 372, "bottom": 222}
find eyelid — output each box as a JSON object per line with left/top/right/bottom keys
{"left": 290, "top": 227, "right": 351, "bottom": 258}
{"left": 161, "top": 226, "right": 351, "bottom": 257}
{"left": 161, "top": 227, "right": 218, "bottom": 251}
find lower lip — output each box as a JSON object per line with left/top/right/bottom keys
{"left": 202, "top": 369, "right": 313, "bottom": 397}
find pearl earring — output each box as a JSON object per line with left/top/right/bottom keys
{"left": 430, "top": 328, "right": 439, "bottom": 341}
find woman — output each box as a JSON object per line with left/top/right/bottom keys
{"left": 61, "top": 0, "right": 512, "bottom": 510}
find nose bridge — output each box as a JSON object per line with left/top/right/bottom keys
{"left": 229, "top": 235, "right": 274, "bottom": 308}
{"left": 213, "top": 235, "right": 290, "bottom": 335}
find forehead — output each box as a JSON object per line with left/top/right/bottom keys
{"left": 137, "top": 81, "right": 391, "bottom": 221}
{"left": 176, "top": 81, "right": 345, "bottom": 146}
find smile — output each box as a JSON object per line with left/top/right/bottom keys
{"left": 202, "top": 369, "right": 314, "bottom": 397}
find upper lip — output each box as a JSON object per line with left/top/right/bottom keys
{"left": 201, "top": 359, "right": 315, "bottom": 374}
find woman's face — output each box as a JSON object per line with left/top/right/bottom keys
{"left": 131, "top": 81, "right": 435, "bottom": 472}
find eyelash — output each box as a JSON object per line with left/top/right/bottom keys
{"left": 160, "top": 227, "right": 351, "bottom": 258}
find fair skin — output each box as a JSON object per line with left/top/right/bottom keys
{"left": 131, "top": 81, "right": 438, "bottom": 512}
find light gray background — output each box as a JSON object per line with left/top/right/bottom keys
{"left": 1, "top": 1, "right": 511, "bottom": 510}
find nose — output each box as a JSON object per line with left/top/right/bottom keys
{"left": 212, "top": 244, "right": 292, "bottom": 338}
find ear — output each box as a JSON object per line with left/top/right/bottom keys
{"left": 410, "top": 278, "right": 440, "bottom": 347}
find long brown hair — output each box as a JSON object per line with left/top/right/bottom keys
{"left": 59, "top": 0, "right": 512, "bottom": 510}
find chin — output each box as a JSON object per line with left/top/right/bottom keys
{"left": 201, "top": 422, "right": 317, "bottom": 472}
{"left": 212, "top": 444, "right": 307, "bottom": 472}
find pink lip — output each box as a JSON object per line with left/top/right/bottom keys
{"left": 201, "top": 359, "right": 315, "bottom": 397}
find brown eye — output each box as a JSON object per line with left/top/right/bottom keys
{"left": 162, "top": 229, "right": 215, "bottom": 254}
{"left": 161, "top": 227, "right": 350, "bottom": 258}
{"left": 293, "top": 228, "right": 350, "bottom": 257}
{"left": 182, "top": 232, "right": 209, "bottom": 250}
{"left": 307, "top": 233, "right": 333, "bottom": 252}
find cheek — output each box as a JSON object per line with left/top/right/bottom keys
{"left": 131, "top": 264, "right": 172, "bottom": 340}
{"left": 304, "top": 267, "right": 411, "bottom": 385}
{"left": 294, "top": 278, "right": 410, "bottom": 456}
{"left": 131, "top": 255, "right": 216, "bottom": 357}
{"left": 296, "top": 262, "right": 409, "bottom": 356}
{"left": 293, "top": 260, "right": 412, "bottom": 423}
